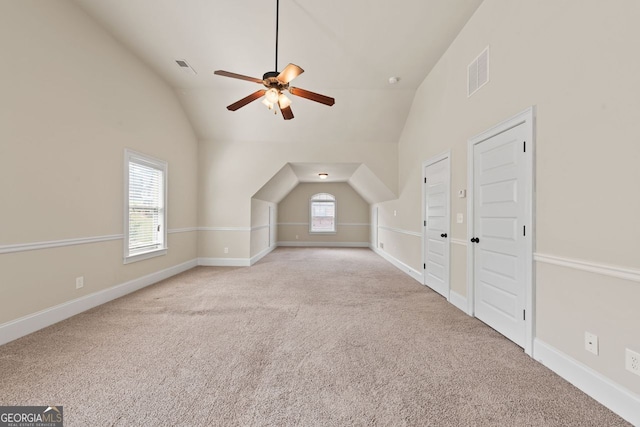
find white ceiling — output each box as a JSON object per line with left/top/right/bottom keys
{"left": 290, "top": 163, "right": 360, "bottom": 182}
{"left": 72, "top": 0, "right": 484, "bottom": 144}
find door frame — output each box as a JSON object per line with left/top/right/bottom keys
{"left": 466, "top": 106, "right": 536, "bottom": 356}
{"left": 422, "top": 151, "right": 451, "bottom": 298}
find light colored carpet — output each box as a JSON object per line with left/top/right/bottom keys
{"left": 0, "top": 248, "right": 630, "bottom": 426}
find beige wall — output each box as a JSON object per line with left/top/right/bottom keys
{"left": 278, "top": 183, "right": 369, "bottom": 245}
{"left": 197, "top": 230, "right": 249, "bottom": 261}
{"left": 0, "top": 1, "right": 198, "bottom": 324}
{"left": 378, "top": 0, "right": 640, "bottom": 395}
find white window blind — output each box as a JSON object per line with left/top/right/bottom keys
{"left": 125, "top": 150, "right": 167, "bottom": 263}
{"left": 310, "top": 193, "right": 336, "bottom": 233}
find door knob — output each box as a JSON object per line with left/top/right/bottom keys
{"left": 441, "top": 233, "right": 448, "bottom": 238}
{"left": 471, "top": 237, "right": 480, "bottom": 243}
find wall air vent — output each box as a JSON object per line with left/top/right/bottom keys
{"left": 175, "top": 59, "right": 197, "bottom": 75}
{"left": 467, "top": 46, "right": 489, "bottom": 97}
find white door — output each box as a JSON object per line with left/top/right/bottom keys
{"left": 471, "top": 122, "right": 530, "bottom": 348}
{"left": 424, "top": 155, "right": 450, "bottom": 298}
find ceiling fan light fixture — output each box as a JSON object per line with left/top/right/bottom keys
{"left": 278, "top": 93, "right": 292, "bottom": 109}
{"left": 265, "top": 88, "right": 280, "bottom": 104}
{"left": 262, "top": 98, "right": 274, "bottom": 110}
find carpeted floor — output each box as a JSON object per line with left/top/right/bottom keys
{"left": 0, "top": 248, "right": 630, "bottom": 426}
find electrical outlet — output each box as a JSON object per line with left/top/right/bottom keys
{"left": 457, "top": 213, "right": 464, "bottom": 224}
{"left": 224, "top": 247, "right": 229, "bottom": 254}
{"left": 75, "top": 276, "right": 84, "bottom": 289}
{"left": 585, "top": 332, "right": 598, "bottom": 355}
{"left": 295, "top": 235, "right": 299, "bottom": 240}
{"left": 626, "top": 349, "right": 640, "bottom": 376}
{"left": 379, "top": 242, "right": 384, "bottom": 249}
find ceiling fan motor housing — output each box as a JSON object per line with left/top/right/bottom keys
{"left": 262, "top": 71, "right": 288, "bottom": 91}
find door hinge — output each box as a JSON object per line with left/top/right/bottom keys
{"left": 424, "top": 263, "right": 426, "bottom": 269}
{"left": 424, "top": 177, "right": 427, "bottom": 183}
{"left": 424, "top": 220, "right": 427, "bottom": 227}
{"left": 523, "top": 309, "right": 526, "bottom": 320}
{"left": 523, "top": 141, "right": 526, "bottom": 152}
{"left": 523, "top": 225, "right": 526, "bottom": 236}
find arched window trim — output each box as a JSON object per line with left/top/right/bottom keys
{"left": 311, "top": 193, "right": 335, "bottom": 201}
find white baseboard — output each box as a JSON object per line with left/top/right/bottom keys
{"left": 277, "top": 241, "right": 369, "bottom": 248}
{"left": 250, "top": 245, "right": 276, "bottom": 266}
{"left": 0, "top": 259, "right": 197, "bottom": 346}
{"left": 449, "top": 290, "right": 469, "bottom": 314}
{"left": 534, "top": 339, "right": 640, "bottom": 426}
{"left": 371, "top": 246, "right": 423, "bottom": 284}
{"left": 197, "top": 257, "right": 250, "bottom": 267}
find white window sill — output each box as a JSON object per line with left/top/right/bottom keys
{"left": 124, "top": 248, "right": 167, "bottom": 264}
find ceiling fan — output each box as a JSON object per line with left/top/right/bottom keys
{"left": 214, "top": 0, "right": 335, "bottom": 120}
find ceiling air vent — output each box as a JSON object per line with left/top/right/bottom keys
{"left": 175, "top": 59, "right": 197, "bottom": 75}
{"left": 468, "top": 46, "right": 489, "bottom": 97}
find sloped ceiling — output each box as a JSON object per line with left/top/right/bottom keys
{"left": 253, "top": 162, "right": 396, "bottom": 204}
{"left": 72, "top": 0, "right": 484, "bottom": 145}
{"left": 252, "top": 163, "right": 299, "bottom": 203}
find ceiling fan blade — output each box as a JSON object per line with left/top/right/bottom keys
{"left": 280, "top": 105, "right": 294, "bottom": 120}
{"left": 227, "top": 90, "right": 266, "bottom": 111}
{"left": 214, "top": 70, "right": 263, "bottom": 84}
{"left": 289, "top": 87, "right": 335, "bottom": 106}
{"left": 277, "top": 63, "right": 304, "bottom": 84}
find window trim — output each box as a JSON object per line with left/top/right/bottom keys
{"left": 124, "top": 149, "right": 168, "bottom": 264}
{"left": 309, "top": 193, "right": 337, "bottom": 234}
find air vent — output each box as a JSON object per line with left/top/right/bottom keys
{"left": 468, "top": 46, "right": 489, "bottom": 97}
{"left": 175, "top": 59, "right": 197, "bottom": 75}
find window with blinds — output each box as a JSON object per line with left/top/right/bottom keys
{"left": 310, "top": 193, "right": 336, "bottom": 233}
{"left": 124, "top": 150, "right": 167, "bottom": 263}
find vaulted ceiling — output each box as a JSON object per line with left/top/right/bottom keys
{"left": 72, "top": 0, "right": 484, "bottom": 145}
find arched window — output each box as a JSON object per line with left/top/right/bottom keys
{"left": 310, "top": 193, "right": 336, "bottom": 233}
